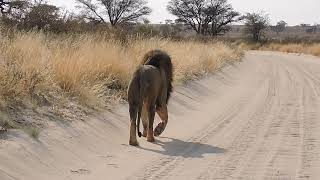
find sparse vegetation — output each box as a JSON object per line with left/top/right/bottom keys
{"left": 24, "top": 126, "right": 40, "bottom": 139}
{"left": 0, "top": 116, "right": 17, "bottom": 130}
{"left": 260, "top": 43, "right": 320, "bottom": 56}
{"left": 237, "top": 41, "right": 320, "bottom": 57}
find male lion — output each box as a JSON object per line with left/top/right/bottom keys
{"left": 128, "top": 50, "right": 173, "bottom": 146}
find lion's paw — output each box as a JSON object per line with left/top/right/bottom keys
{"left": 154, "top": 122, "right": 166, "bottom": 137}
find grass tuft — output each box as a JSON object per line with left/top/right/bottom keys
{"left": 24, "top": 127, "right": 40, "bottom": 139}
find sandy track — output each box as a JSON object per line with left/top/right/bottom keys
{"left": 1, "top": 51, "right": 320, "bottom": 180}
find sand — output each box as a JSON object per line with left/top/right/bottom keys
{"left": 1, "top": 51, "right": 320, "bottom": 180}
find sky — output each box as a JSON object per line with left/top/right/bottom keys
{"left": 49, "top": 0, "right": 320, "bottom": 26}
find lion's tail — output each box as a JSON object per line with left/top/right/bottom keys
{"left": 136, "top": 70, "right": 143, "bottom": 138}
{"left": 137, "top": 99, "right": 142, "bottom": 138}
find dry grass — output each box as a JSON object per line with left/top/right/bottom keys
{"left": 0, "top": 32, "right": 243, "bottom": 108}
{"left": 24, "top": 126, "right": 40, "bottom": 139}
{"left": 237, "top": 41, "right": 320, "bottom": 57}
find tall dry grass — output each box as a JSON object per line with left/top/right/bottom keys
{"left": 0, "top": 32, "right": 243, "bottom": 107}
{"left": 261, "top": 43, "right": 320, "bottom": 56}
{"left": 237, "top": 41, "right": 320, "bottom": 57}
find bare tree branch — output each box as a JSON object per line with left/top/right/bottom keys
{"left": 0, "top": 0, "right": 8, "bottom": 15}
{"left": 76, "top": 0, "right": 106, "bottom": 23}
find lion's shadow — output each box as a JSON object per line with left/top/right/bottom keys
{"left": 139, "top": 137, "right": 226, "bottom": 158}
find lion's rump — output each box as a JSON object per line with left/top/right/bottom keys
{"left": 140, "top": 50, "right": 173, "bottom": 103}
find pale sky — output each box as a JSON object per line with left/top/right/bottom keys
{"left": 49, "top": 0, "right": 320, "bottom": 26}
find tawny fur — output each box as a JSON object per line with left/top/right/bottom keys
{"left": 140, "top": 50, "right": 173, "bottom": 103}
{"left": 127, "top": 50, "right": 173, "bottom": 146}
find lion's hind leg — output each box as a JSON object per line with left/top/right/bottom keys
{"left": 146, "top": 103, "right": 156, "bottom": 142}
{"left": 141, "top": 105, "right": 148, "bottom": 137}
{"left": 129, "top": 105, "right": 139, "bottom": 146}
{"left": 154, "top": 105, "right": 168, "bottom": 137}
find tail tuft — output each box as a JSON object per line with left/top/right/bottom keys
{"left": 138, "top": 132, "right": 142, "bottom": 137}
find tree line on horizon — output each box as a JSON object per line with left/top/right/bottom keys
{"left": 0, "top": 0, "right": 318, "bottom": 42}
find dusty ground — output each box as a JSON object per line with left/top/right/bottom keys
{"left": 1, "top": 51, "right": 320, "bottom": 180}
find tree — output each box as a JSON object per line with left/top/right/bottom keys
{"left": 142, "top": 18, "right": 150, "bottom": 25}
{"left": 76, "top": 0, "right": 151, "bottom": 26}
{"left": 0, "top": 0, "right": 8, "bottom": 15}
{"left": 243, "top": 12, "right": 270, "bottom": 42}
{"left": 24, "top": 4, "right": 60, "bottom": 31}
{"left": 0, "top": 0, "right": 30, "bottom": 20}
{"left": 0, "top": 1, "right": 73, "bottom": 33}
{"left": 306, "top": 26, "right": 317, "bottom": 34}
{"left": 272, "top": 20, "right": 287, "bottom": 34}
{"left": 300, "top": 23, "right": 310, "bottom": 27}
{"left": 165, "top": 19, "right": 173, "bottom": 25}
{"left": 167, "top": 0, "right": 240, "bottom": 36}
{"left": 205, "top": 0, "right": 240, "bottom": 36}
{"left": 167, "top": 0, "right": 205, "bottom": 34}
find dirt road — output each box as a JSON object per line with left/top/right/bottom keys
{"left": 1, "top": 51, "right": 320, "bottom": 180}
